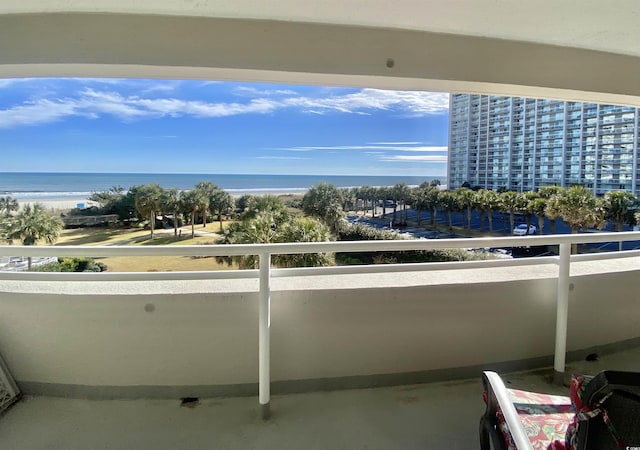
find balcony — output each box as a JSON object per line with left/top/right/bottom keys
{"left": 1, "top": 346, "right": 638, "bottom": 450}
{"left": 3, "top": 1, "right": 640, "bottom": 447}
{"left": 0, "top": 234, "right": 639, "bottom": 448}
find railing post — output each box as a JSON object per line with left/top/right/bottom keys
{"left": 258, "top": 252, "right": 271, "bottom": 419}
{"left": 553, "top": 242, "right": 571, "bottom": 385}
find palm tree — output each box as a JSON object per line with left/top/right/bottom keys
{"left": 456, "top": 188, "right": 475, "bottom": 229}
{"left": 366, "top": 186, "right": 377, "bottom": 218}
{"left": 545, "top": 186, "right": 605, "bottom": 254}
{"left": 521, "top": 192, "right": 539, "bottom": 235}
{"left": 528, "top": 197, "right": 548, "bottom": 235}
{"left": 500, "top": 191, "right": 525, "bottom": 235}
{"left": 359, "top": 186, "right": 373, "bottom": 217}
{"left": 221, "top": 213, "right": 334, "bottom": 269}
{"left": 339, "top": 188, "right": 357, "bottom": 213}
{"left": 210, "top": 188, "right": 234, "bottom": 231}
{"left": 135, "top": 184, "right": 163, "bottom": 239}
{"left": 425, "top": 187, "right": 441, "bottom": 226}
{"left": 361, "top": 187, "right": 370, "bottom": 215}
{"left": 439, "top": 190, "right": 457, "bottom": 228}
{"left": 392, "top": 183, "right": 410, "bottom": 225}
{"left": 538, "top": 186, "right": 562, "bottom": 234}
{"left": 603, "top": 191, "right": 637, "bottom": 251}
{"left": 0, "top": 196, "right": 19, "bottom": 216}
{"left": 481, "top": 189, "right": 500, "bottom": 232}
{"left": 194, "top": 181, "right": 216, "bottom": 227}
{"left": 2, "top": 203, "right": 63, "bottom": 269}
{"left": 302, "top": 183, "right": 344, "bottom": 233}
{"left": 161, "top": 188, "right": 182, "bottom": 237}
{"left": 378, "top": 187, "right": 391, "bottom": 219}
{"left": 473, "top": 189, "right": 487, "bottom": 231}
{"left": 411, "top": 185, "right": 427, "bottom": 226}
{"left": 180, "top": 189, "right": 205, "bottom": 238}
{"left": 243, "top": 195, "right": 289, "bottom": 223}
{"left": 274, "top": 216, "right": 335, "bottom": 268}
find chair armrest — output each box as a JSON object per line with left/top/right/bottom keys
{"left": 483, "top": 371, "right": 533, "bottom": 450}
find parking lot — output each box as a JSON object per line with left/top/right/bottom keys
{"left": 347, "top": 206, "right": 640, "bottom": 253}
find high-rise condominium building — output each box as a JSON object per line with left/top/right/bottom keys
{"left": 447, "top": 94, "right": 640, "bottom": 195}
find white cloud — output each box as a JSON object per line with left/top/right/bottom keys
{"left": 234, "top": 86, "right": 298, "bottom": 97}
{"left": 369, "top": 141, "right": 422, "bottom": 145}
{"left": 78, "top": 89, "right": 150, "bottom": 119}
{"left": 284, "top": 89, "right": 448, "bottom": 116}
{"left": 281, "top": 145, "right": 447, "bottom": 153}
{"left": 141, "top": 82, "right": 180, "bottom": 94}
{"left": 0, "top": 99, "right": 79, "bottom": 128}
{"left": 398, "top": 146, "right": 448, "bottom": 153}
{"left": 75, "top": 78, "right": 128, "bottom": 85}
{"left": 0, "top": 80, "right": 449, "bottom": 128}
{"left": 379, "top": 155, "right": 448, "bottom": 162}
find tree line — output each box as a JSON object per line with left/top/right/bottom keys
{"left": 337, "top": 183, "right": 638, "bottom": 253}
{"left": 87, "top": 181, "right": 235, "bottom": 238}
{"left": 1, "top": 179, "right": 639, "bottom": 269}
{"left": 340, "top": 183, "right": 637, "bottom": 233}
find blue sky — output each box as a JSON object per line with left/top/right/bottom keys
{"left": 0, "top": 78, "right": 449, "bottom": 176}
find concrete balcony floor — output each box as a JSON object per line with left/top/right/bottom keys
{"left": 1, "top": 346, "right": 639, "bottom": 450}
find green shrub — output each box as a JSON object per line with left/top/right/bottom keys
{"left": 30, "top": 257, "right": 107, "bottom": 272}
{"left": 338, "top": 223, "right": 399, "bottom": 241}
{"left": 336, "top": 222, "right": 492, "bottom": 264}
{"left": 31, "top": 262, "right": 63, "bottom": 272}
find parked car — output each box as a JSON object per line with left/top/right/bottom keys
{"left": 513, "top": 224, "right": 536, "bottom": 236}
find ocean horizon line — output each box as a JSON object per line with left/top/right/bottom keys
{"left": 0, "top": 171, "right": 447, "bottom": 178}
{"left": 1, "top": 172, "right": 447, "bottom": 202}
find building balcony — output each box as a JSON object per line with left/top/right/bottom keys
{"left": 1, "top": 234, "right": 640, "bottom": 449}
{"left": 2, "top": 0, "right": 640, "bottom": 446}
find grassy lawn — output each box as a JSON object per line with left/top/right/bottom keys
{"left": 56, "top": 227, "right": 152, "bottom": 245}
{"left": 57, "top": 224, "right": 227, "bottom": 245}
{"left": 98, "top": 255, "right": 236, "bottom": 272}
{"left": 54, "top": 225, "right": 239, "bottom": 272}
{"left": 186, "top": 220, "right": 237, "bottom": 234}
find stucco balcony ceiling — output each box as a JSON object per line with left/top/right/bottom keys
{"left": 4, "top": 0, "right": 640, "bottom": 58}
{"left": 1, "top": 1, "right": 639, "bottom": 105}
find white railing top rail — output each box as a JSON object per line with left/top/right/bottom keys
{"left": 0, "top": 231, "right": 638, "bottom": 282}
{"left": 0, "top": 231, "right": 639, "bottom": 258}
{"left": 0, "top": 255, "right": 558, "bottom": 282}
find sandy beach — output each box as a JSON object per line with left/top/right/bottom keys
{"left": 17, "top": 199, "right": 100, "bottom": 213}
{"left": 15, "top": 191, "right": 304, "bottom": 214}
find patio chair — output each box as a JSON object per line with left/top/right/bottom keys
{"left": 480, "top": 370, "right": 640, "bottom": 449}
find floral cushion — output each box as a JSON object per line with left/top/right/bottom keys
{"left": 496, "top": 387, "right": 574, "bottom": 450}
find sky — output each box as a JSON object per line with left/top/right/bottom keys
{"left": 0, "top": 78, "right": 449, "bottom": 176}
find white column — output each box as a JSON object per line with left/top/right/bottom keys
{"left": 259, "top": 252, "right": 271, "bottom": 419}
{"left": 553, "top": 242, "right": 571, "bottom": 385}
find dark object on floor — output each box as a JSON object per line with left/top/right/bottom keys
{"left": 585, "top": 352, "right": 599, "bottom": 362}
{"left": 180, "top": 397, "right": 200, "bottom": 408}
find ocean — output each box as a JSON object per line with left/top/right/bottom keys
{"left": 0, "top": 172, "right": 445, "bottom": 201}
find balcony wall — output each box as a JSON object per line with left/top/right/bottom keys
{"left": 0, "top": 258, "right": 638, "bottom": 399}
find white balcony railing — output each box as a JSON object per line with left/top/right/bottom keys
{"left": 1, "top": 231, "right": 640, "bottom": 418}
